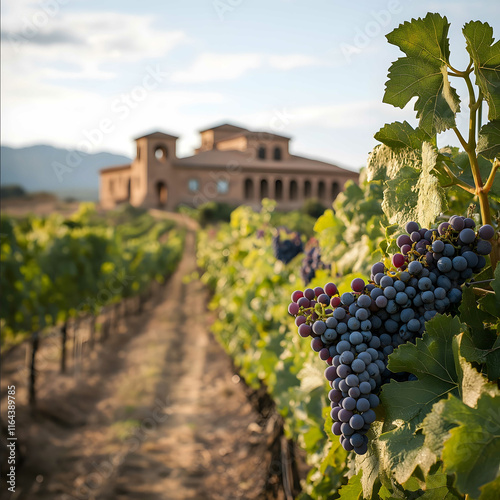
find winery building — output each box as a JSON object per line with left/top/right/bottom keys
{"left": 99, "top": 123, "right": 359, "bottom": 211}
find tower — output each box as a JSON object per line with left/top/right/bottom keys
{"left": 130, "top": 131, "right": 178, "bottom": 208}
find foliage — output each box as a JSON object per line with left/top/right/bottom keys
{"left": 303, "top": 198, "right": 327, "bottom": 219}
{"left": 1, "top": 204, "right": 184, "bottom": 345}
{"left": 197, "top": 12, "right": 500, "bottom": 500}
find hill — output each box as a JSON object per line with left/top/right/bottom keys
{"left": 0, "top": 145, "right": 131, "bottom": 200}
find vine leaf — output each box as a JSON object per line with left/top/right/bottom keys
{"left": 337, "top": 471, "right": 363, "bottom": 500}
{"left": 477, "top": 120, "right": 500, "bottom": 160}
{"left": 463, "top": 21, "right": 500, "bottom": 121}
{"left": 368, "top": 130, "right": 447, "bottom": 229}
{"left": 426, "top": 392, "right": 500, "bottom": 498}
{"left": 384, "top": 13, "right": 460, "bottom": 134}
{"left": 382, "top": 315, "right": 461, "bottom": 423}
{"left": 452, "top": 151, "right": 500, "bottom": 201}
{"left": 422, "top": 336, "right": 500, "bottom": 498}
{"left": 374, "top": 121, "right": 431, "bottom": 150}
{"left": 459, "top": 266, "right": 500, "bottom": 381}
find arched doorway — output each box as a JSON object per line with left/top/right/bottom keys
{"left": 156, "top": 181, "right": 167, "bottom": 208}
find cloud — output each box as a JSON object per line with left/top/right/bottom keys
{"left": 266, "top": 54, "right": 325, "bottom": 70}
{"left": 171, "top": 53, "right": 262, "bottom": 83}
{"left": 1, "top": 12, "right": 188, "bottom": 79}
{"left": 171, "top": 52, "right": 326, "bottom": 83}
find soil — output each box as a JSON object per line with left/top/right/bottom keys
{"left": 0, "top": 218, "right": 292, "bottom": 500}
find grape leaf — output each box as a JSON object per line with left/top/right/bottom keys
{"left": 459, "top": 268, "right": 500, "bottom": 380}
{"left": 374, "top": 121, "right": 432, "bottom": 150}
{"left": 437, "top": 393, "right": 500, "bottom": 498}
{"left": 384, "top": 13, "right": 460, "bottom": 134}
{"left": 369, "top": 139, "right": 446, "bottom": 229}
{"left": 338, "top": 471, "right": 363, "bottom": 500}
{"left": 463, "top": 21, "right": 500, "bottom": 121}
{"left": 477, "top": 120, "right": 500, "bottom": 160}
{"left": 382, "top": 315, "right": 461, "bottom": 423}
{"left": 377, "top": 422, "right": 436, "bottom": 485}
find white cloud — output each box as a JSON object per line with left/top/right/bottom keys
{"left": 266, "top": 54, "right": 325, "bottom": 70}
{"left": 1, "top": 11, "right": 188, "bottom": 80}
{"left": 171, "top": 52, "right": 327, "bottom": 83}
{"left": 171, "top": 53, "right": 262, "bottom": 83}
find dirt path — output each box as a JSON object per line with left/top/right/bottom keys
{"left": 1, "top": 224, "right": 277, "bottom": 500}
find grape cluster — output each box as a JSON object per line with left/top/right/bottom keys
{"left": 272, "top": 227, "right": 303, "bottom": 264}
{"left": 287, "top": 215, "right": 496, "bottom": 455}
{"left": 288, "top": 281, "right": 384, "bottom": 455}
{"left": 300, "top": 241, "right": 331, "bottom": 285}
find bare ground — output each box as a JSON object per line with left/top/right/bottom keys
{"left": 1, "top": 226, "right": 285, "bottom": 500}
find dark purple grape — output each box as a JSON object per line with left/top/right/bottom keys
{"left": 476, "top": 239, "right": 492, "bottom": 255}
{"left": 396, "top": 234, "right": 412, "bottom": 248}
{"left": 410, "top": 231, "right": 421, "bottom": 242}
{"left": 438, "top": 222, "right": 450, "bottom": 235}
{"left": 451, "top": 217, "right": 465, "bottom": 231}
{"left": 351, "top": 278, "right": 365, "bottom": 293}
{"left": 459, "top": 228, "right": 476, "bottom": 245}
{"left": 479, "top": 224, "right": 495, "bottom": 240}
{"left": 464, "top": 217, "right": 475, "bottom": 228}
{"left": 405, "top": 221, "right": 419, "bottom": 234}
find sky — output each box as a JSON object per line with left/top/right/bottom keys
{"left": 1, "top": 0, "right": 499, "bottom": 170}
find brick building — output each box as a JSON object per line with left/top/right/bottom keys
{"left": 99, "top": 123, "right": 358, "bottom": 210}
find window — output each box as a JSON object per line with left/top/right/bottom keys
{"left": 137, "top": 145, "right": 141, "bottom": 160}
{"left": 331, "top": 181, "right": 340, "bottom": 200}
{"left": 318, "top": 180, "right": 326, "bottom": 199}
{"left": 109, "top": 179, "right": 114, "bottom": 195}
{"left": 244, "top": 178, "right": 254, "bottom": 199}
{"left": 217, "top": 180, "right": 229, "bottom": 194}
{"left": 260, "top": 179, "right": 269, "bottom": 199}
{"left": 289, "top": 180, "right": 298, "bottom": 200}
{"left": 188, "top": 179, "right": 199, "bottom": 192}
{"left": 155, "top": 145, "right": 168, "bottom": 161}
{"left": 273, "top": 147, "right": 282, "bottom": 161}
{"left": 304, "top": 180, "right": 312, "bottom": 197}
{"left": 258, "top": 146, "right": 266, "bottom": 160}
{"left": 275, "top": 179, "right": 283, "bottom": 200}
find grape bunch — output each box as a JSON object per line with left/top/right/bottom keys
{"left": 300, "top": 240, "right": 331, "bottom": 285}
{"left": 288, "top": 280, "right": 385, "bottom": 455}
{"left": 287, "top": 215, "right": 496, "bottom": 455}
{"left": 272, "top": 227, "right": 304, "bottom": 264}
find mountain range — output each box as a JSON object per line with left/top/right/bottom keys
{"left": 1, "top": 145, "right": 131, "bottom": 200}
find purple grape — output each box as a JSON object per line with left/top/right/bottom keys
{"left": 479, "top": 224, "right": 495, "bottom": 240}
{"left": 405, "top": 221, "right": 419, "bottom": 234}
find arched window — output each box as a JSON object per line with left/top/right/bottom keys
{"left": 318, "top": 180, "right": 326, "bottom": 199}
{"left": 331, "top": 181, "right": 340, "bottom": 200}
{"left": 289, "top": 180, "right": 298, "bottom": 200}
{"left": 260, "top": 179, "right": 269, "bottom": 199}
{"left": 244, "top": 178, "right": 254, "bottom": 200}
{"left": 304, "top": 180, "right": 312, "bottom": 198}
{"left": 258, "top": 146, "right": 266, "bottom": 160}
{"left": 273, "top": 147, "right": 282, "bottom": 161}
{"left": 137, "top": 145, "right": 141, "bottom": 160}
{"left": 155, "top": 145, "right": 168, "bottom": 161}
{"left": 275, "top": 179, "right": 283, "bottom": 200}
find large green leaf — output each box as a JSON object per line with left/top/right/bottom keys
{"left": 338, "top": 471, "right": 363, "bottom": 500}
{"left": 463, "top": 21, "right": 500, "bottom": 121}
{"left": 383, "top": 315, "right": 461, "bottom": 423}
{"left": 374, "top": 121, "right": 432, "bottom": 150}
{"left": 459, "top": 267, "right": 500, "bottom": 380}
{"left": 477, "top": 120, "right": 500, "bottom": 160}
{"left": 384, "top": 13, "right": 460, "bottom": 134}
{"left": 435, "top": 393, "right": 500, "bottom": 498}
